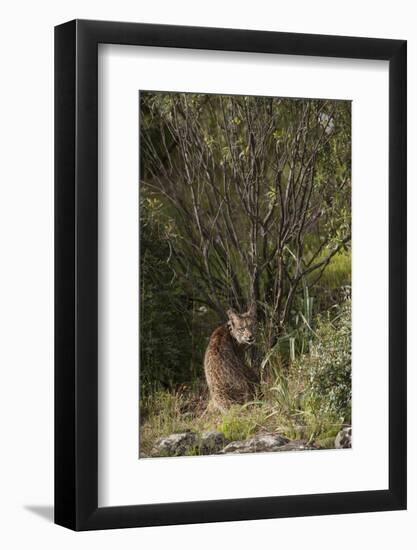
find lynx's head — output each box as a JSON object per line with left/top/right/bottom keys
{"left": 227, "top": 304, "right": 257, "bottom": 345}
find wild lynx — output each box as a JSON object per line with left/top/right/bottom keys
{"left": 204, "top": 304, "right": 258, "bottom": 412}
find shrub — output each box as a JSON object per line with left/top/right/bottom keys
{"left": 294, "top": 299, "right": 351, "bottom": 423}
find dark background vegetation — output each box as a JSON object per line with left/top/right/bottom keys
{"left": 139, "top": 91, "right": 351, "bottom": 454}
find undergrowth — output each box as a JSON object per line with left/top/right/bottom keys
{"left": 140, "top": 298, "right": 351, "bottom": 456}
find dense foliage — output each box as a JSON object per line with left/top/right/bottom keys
{"left": 293, "top": 298, "right": 352, "bottom": 422}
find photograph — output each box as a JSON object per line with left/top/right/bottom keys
{"left": 139, "top": 91, "right": 352, "bottom": 458}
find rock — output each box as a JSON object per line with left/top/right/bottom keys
{"left": 335, "top": 426, "right": 352, "bottom": 449}
{"left": 221, "top": 433, "right": 289, "bottom": 454}
{"left": 199, "top": 431, "right": 227, "bottom": 455}
{"left": 150, "top": 431, "right": 226, "bottom": 457}
{"left": 150, "top": 430, "right": 322, "bottom": 457}
{"left": 150, "top": 432, "right": 198, "bottom": 457}
{"left": 275, "top": 440, "right": 318, "bottom": 452}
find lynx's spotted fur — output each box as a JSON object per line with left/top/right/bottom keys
{"left": 204, "top": 305, "right": 259, "bottom": 412}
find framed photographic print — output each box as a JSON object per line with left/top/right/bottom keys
{"left": 55, "top": 20, "right": 407, "bottom": 530}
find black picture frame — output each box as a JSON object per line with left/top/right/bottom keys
{"left": 55, "top": 19, "right": 407, "bottom": 531}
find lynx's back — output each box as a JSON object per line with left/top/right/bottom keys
{"left": 204, "top": 306, "right": 258, "bottom": 412}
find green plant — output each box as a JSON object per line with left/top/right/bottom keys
{"left": 219, "top": 406, "right": 260, "bottom": 441}
{"left": 294, "top": 299, "right": 351, "bottom": 423}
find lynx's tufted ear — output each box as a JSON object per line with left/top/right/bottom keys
{"left": 247, "top": 302, "right": 257, "bottom": 319}
{"left": 227, "top": 308, "right": 239, "bottom": 324}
